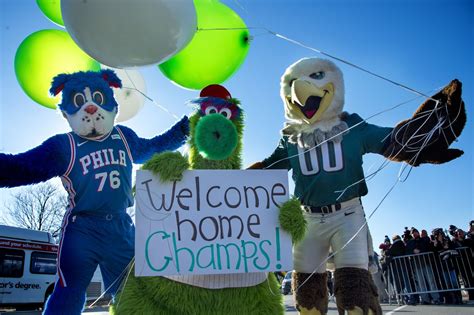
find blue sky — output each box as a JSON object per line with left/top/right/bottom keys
{"left": 1, "top": 0, "right": 472, "bottom": 250}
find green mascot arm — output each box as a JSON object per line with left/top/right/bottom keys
{"left": 279, "top": 197, "right": 307, "bottom": 244}
{"left": 383, "top": 79, "right": 466, "bottom": 166}
{"left": 142, "top": 151, "right": 190, "bottom": 182}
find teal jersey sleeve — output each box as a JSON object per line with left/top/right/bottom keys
{"left": 347, "top": 114, "right": 393, "bottom": 155}
{"left": 261, "top": 137, "right": 291, "bottom": 170}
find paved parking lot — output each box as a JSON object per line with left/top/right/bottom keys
{"left": 2, "top": 297, "right": 473, "bottom": 314}
{"left": 283, "top": 295, "right": 474, "bottom": 314}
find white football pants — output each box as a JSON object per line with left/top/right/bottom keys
{"left": 293, "top": 198, "right": 369, "bottom": 273}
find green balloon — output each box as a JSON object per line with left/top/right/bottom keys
{"left": 36, "top": 0, "right": 64, "bottom": 26}
{"left": 159, "top": 0, "right": 250, "bottom": 90}
{"left": 15, "top": 29, "right": 101, "bottom": 109}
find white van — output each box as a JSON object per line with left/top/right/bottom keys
{"left": 0, "top": 225, "right": 105, "bottom": 310}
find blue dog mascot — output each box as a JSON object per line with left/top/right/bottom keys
{"left": 0, "top": 69, "right": 189, "bottom": 314}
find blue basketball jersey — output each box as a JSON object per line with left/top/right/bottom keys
{"left": 61, "top": 126, "right": 133, "bottom": 214}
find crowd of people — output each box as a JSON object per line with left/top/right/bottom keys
{"left": 378, "top": 220, "right": 474, "bottom": 305}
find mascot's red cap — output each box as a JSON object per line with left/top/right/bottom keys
{"left": 200, "top": 84, "right": 232, "bottom": 100}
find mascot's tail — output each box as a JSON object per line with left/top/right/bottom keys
{"left": 384, "top": 79, "right": 466, "bottom": 166}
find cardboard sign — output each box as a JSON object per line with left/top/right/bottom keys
{"left": 135, "top": 169, "right": 293, "bottom": 277}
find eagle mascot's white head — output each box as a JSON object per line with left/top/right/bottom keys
{"left": 280, "top": 58, "right": 348, "bottom": 147}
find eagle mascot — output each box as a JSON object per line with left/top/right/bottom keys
{"left": 249, "top": 58, "right": 466, "bottom": 315}
{"left": 0, "top": 69, "right": 189, "bottom": 315}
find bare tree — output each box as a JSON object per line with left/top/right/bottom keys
{"left": 2, "top": 181, "right": 68, "bottom": 238}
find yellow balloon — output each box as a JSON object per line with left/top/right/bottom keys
{"left": 14, "top": 30, "right": 100, "bottom": 109}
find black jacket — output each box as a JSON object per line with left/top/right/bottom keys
{"left": 406, "top": 237, "right": 432, "bottom": 254}
{"left": 387, "top": 239, "right": 406, "bottom": 257}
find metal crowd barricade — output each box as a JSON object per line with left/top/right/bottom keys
{"left": 386, "top": 247, "right": 473, "bottom": 305}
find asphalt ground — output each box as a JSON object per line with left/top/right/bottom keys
{"left": 2, "top": 296, "right": 474, "bottom": 315}
{"left": 282, "top": 295, "right": 474, "bottom": 314}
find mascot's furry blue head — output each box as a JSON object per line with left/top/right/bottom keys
{"left": 50, "top": 69, "right": 122, "bottom": 139}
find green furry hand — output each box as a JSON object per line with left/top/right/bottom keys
{"left": 279, "top": 197, "right": 307, "bottom": 244}
{"left": 142, "top": 151, "right": 189, "bottom": 182}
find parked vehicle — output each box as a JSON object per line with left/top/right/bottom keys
{"left": 0, "top": 225, "right": 105, "bottom": 310}
{"left": 281, "top": 270, "right": 293, "bottom": 295}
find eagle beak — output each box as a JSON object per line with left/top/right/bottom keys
{"left": 291, "top": 80, "right": 318, "bottom": 106}
{"left": 289, "top": 79, "right": 334, "bottom": 122}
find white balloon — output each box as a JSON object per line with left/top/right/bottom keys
{"left": 102, "top": 66, "right": 147, "bottom": 122}
{"left": 62, "top": 0, "right": 197, "bottom": 68}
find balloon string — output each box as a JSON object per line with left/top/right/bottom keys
{"left": 197, "top": 27, "right": 258, "bottom": 31}
{"left": 122, "top": 69, "right": 180, "bottom": 120}
{"left": 86, "top": 257, "right": 135, "bottom": 309}
{"left": 263, "top": 85, "right": 443, "bottom": 170}
{"left": 294, "top": 93, "right": 456, "bottom": 292}
{"left": 229, "top": 0, "right": 437, "bottom": 99}
{"left": 122, "top": 23, "right": 437, "bottom": 120}
{"left": 198, "top": 24, "right": 435, "bottom": 101}
{"left": 121, "top": 86, "right": 180, "bottom": 120}
{"left": 293, "top": 177, "right": 400, "bottom": 294}
{"left": 269, "top": 31, "right": 435, "bottom": 101}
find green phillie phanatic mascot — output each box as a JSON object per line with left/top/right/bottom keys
{"left": 249, "top": 58, "right": 466, "bottom": 315}
{"left": 111, "top": 85, "right": 306, "bottom": 315}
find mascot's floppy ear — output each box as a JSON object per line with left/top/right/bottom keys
{"left": 49, "top": 73, "right": 71, "bottom": 96}
{"left": 100, "top": 69, "right": 122, "bottom": 89}
{"left": 49, "top": 70, "right": 122, "bottom": 97}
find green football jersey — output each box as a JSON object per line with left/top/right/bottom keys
{"left": 262, "top": 113, "right": 393, "bottom": 206}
